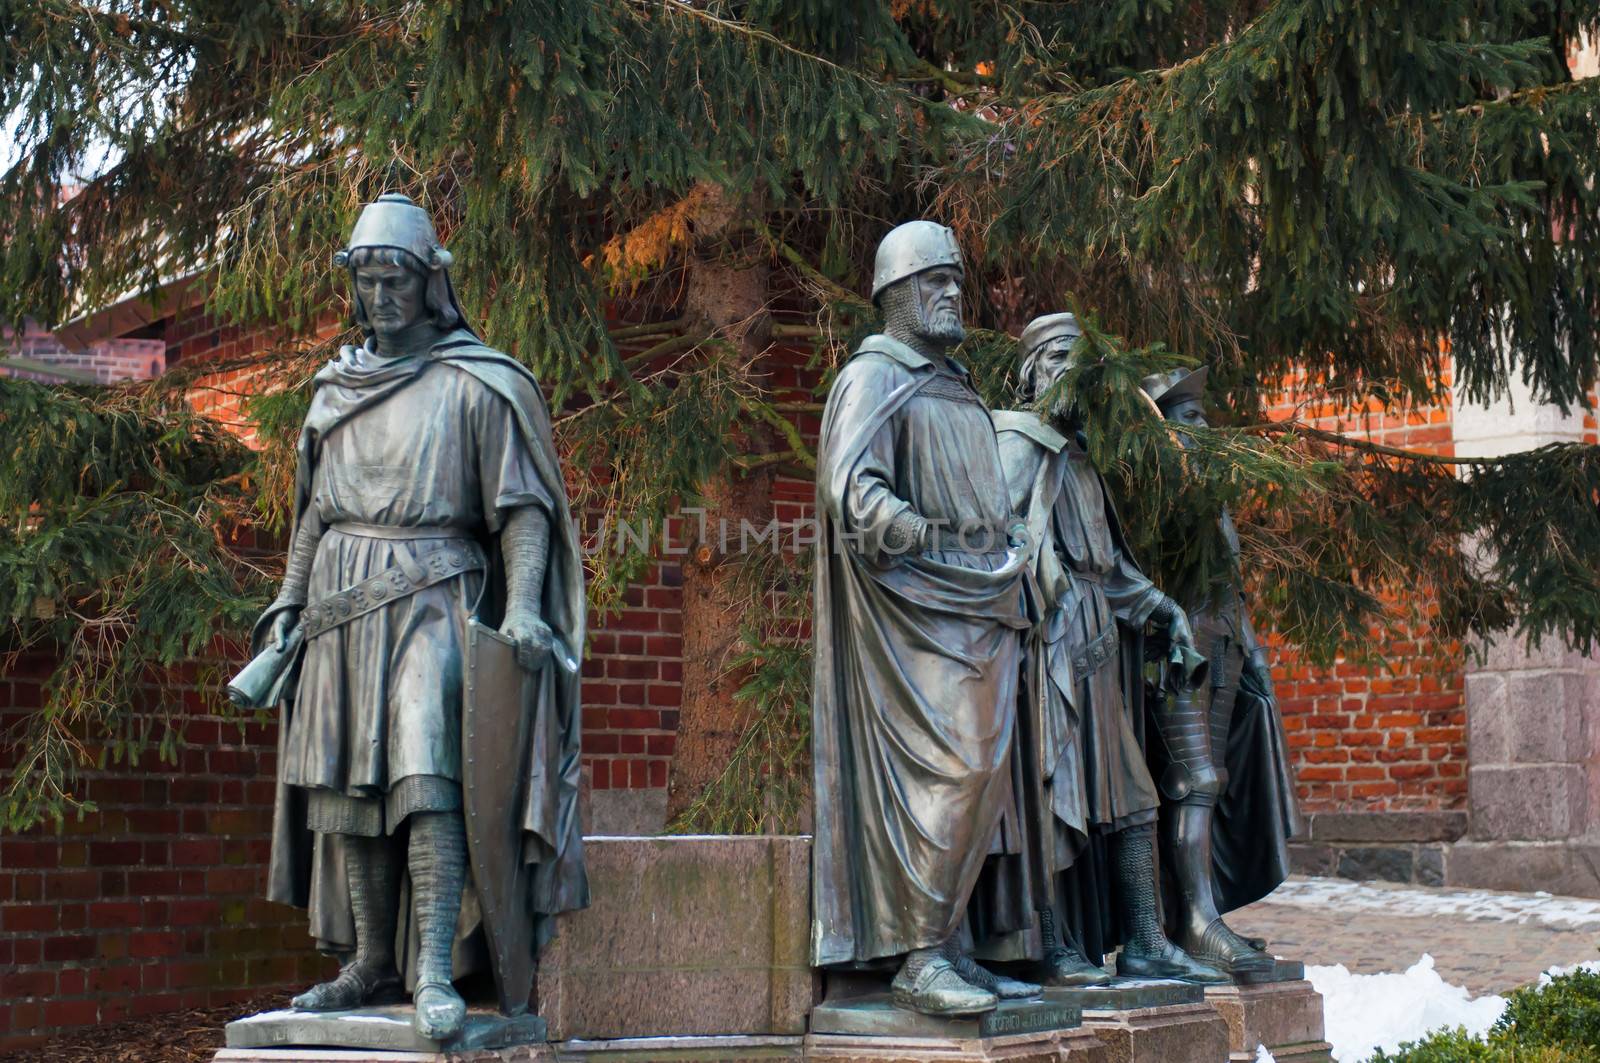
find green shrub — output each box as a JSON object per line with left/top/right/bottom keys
{"left": 1368, "top": 969, "right": 1600, "bottom": 1063}
{"left": 1495, "top": 970, "right": 1600, "bottom": 1052}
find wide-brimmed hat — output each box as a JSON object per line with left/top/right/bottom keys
{"left": 1140, "top": 366, "right": 1209, "bottom": 411}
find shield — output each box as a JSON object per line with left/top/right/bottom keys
{"left": 463, "top": 618, "right": 536, "bottom": 1015}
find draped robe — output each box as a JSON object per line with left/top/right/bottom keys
{"left": 810, "top": 335, "right": 1032, "bottom": 967}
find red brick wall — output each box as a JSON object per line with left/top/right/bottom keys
{"left": 0, "top": 654, "right": 330, "bottom": 1052}
{"left": 1266, "top": 376, "right": 1468, "bottom": 813}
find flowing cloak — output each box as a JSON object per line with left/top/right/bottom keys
{"left": 994, "top": 410, "right": 1163, "bottom": 960}
{"left": 810, "top": 334, "right": 1032, "bottom": 968}
{"left": 1152, "top": 508, "right": 1300, "bottom": 916}
{"left": 256, "top": 328, "right": 588, "bottom": 989}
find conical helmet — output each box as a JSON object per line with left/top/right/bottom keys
{"left": 333, "top": 193, "right": 454, "bottom": 270}
{"left": 870, "top": 221, "right": 963, "bottom": 304}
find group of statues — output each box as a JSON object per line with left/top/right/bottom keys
{"left": 810, "top": 221, "right": 1299, "bottom": 1017}
{"left": 238, "top": 200, "right": 1296, "bottom": 1042}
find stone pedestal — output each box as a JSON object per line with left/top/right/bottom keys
{"left": 538, "top": 836, "right": 816, "bottom": 1040}
{"left": 1205, "top": 979, "right": 1332, "bottom": 1063}
{"left": 217, "top": 1052, "right": 542, "bottom": 1063}
{"left": 1077, "top": 1002, "right": 1228, "bottom": 1063}
{"left": 805, "top": 1027, "right": 1108, "bottom": 1062}
{"left": 223, "top": 1006, "right": 544, "bottom": 1055}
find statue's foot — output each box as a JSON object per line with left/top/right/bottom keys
{"left": 413, "top": 979, "right": 466, "bottom": 1041}
{"left": 291, "top": 962, "right": 401, "bottom": 1012}
{"left": 1183, "top": 918, "right": 1274, "bottom": 975}
{"left": 1118, "top": 941, "right": 1231, "bottom": 985}
{"left": 1038, "top": 947, "right": 1113, "bottom": 988}
{"left": 891, "top": 957, "right": 998, "bottom": 1016}
{"left": 944, "top": 946, "right": 1041, "bottom": 999}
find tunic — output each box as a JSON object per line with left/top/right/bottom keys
{"left": 997, "top": 412, "right": 1163, "bottom": 838}
{"left": 281, "top": 355, "right": 551, "bottom": 813}
{"left": 810, "top": 334, "right": 1032, "bottom": 967}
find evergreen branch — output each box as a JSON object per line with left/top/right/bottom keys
{"left": 739, "top": 394, "right": 817, "bottom": 469}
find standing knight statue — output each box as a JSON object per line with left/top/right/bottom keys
{"left": 994, "top": 313, "right": 1227, "bottom": 986}
{"left": 810, "top": 221, "right": 1037, "bottom": 1017}
{"left": 1139, "top": 366, "right": 1301, "bottom": 974}
{"left": 234, "top": 193, "right": 588, "bottom": 1041}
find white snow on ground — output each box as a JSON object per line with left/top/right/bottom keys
{"left": 1265, "top": 876, "right": 1600, "bottom": 929}
{"left": 1254, "top": 1046, "right": 1277, "bottom": 1063}
{"left": 1538, "top": 959, "right": 1600, "bottom": 985}
{"left": 1309, "top": 955, "right": 1507, "bottom": 1062}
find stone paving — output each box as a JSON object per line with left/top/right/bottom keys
{"left": 1231, "top": 876, "right": 1600, "bottom": 996}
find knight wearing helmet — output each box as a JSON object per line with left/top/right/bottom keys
{"left": 242, "top": 194, "right": 588, "bottom": 1042}
{"left": 1139, "top": 366, "right": 1301, "bottom": 975}
{"left": 810, "top": 221, "right": 1038, "bottom": 1017}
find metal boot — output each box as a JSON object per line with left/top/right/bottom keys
{"left": 409, "top": 812, "right": 468, "bottom": 1040}
{"left": 292, "top": 834, "right": 402, "bottom": 1011}
{"left": 1035, "top": 906, "right": 1111, "bottom": 987}
{"left": 1112, "top": 825, "right": 1229, "bottom": 985}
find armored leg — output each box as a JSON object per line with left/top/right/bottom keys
{"left": 1034, "top": 905, "right": 1111, "bottom": 987}
{"left": 292, "top": 833, "right": 402, "bottom": 1011}
{"left": 1155, "top": 681, "right": 1273, "bottom": 974}
{"left": 1112, "top": 824, "right": 1228, "bottom": 984}
{"left": 409, "top": 811, "right": 467, "bottom": 1040}
{"left": 890, "top": 937, "right": 999, "bottom": 1016}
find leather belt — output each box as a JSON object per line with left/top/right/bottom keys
{"left": 302, "top": 545, "right": 483, "bottom": 641}
{"left": 1071, "top": 625, "right": 1118, "bottom": 677}
{"left": 329, "top": 521, "right": 473, "bottom": 540}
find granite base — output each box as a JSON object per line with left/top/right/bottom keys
{"left": 1079, "top": 1001, "right": 1229, "bottom": 1063}
{"left": 1205, "top": 978, "right": 1332, "bottom": 1063}
{"left": 810, "top": 994, "right": 1081, "bottom": 1040}
{"left": 224, "top": 1005, "right": 545, "bottom": 1055}
{"left": 1232, "top": 959, "right": 1306, "bottom": 986}
{"left": 1044, "top": 980, "right": 1203, "bottom": 1013}
{"left": 804, "top": 1026, "right": 1108, "bottom": 1062}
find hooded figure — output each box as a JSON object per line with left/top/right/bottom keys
{"left": 810, "top": 221, "right": 1038, "bottom": 1018}
{"left": 994, "top": 313, "right": 1227, "bottom": 985}
{"left": 247, "top": 194, "right": 588, "bottom": 1041}
{"left": 1139, "top": 367, "right": 1301, "bottom": 973}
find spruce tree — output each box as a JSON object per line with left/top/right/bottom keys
{"left": 3, "top": 0, "right": 1598, "bottom": 832}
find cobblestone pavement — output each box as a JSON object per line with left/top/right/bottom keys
{"left": 1232, "top": 876, "right": 1600, "bottom": 996}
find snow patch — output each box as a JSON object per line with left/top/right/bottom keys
{"left": 1538, "top": 959, "right": 1600, "bottom": 985}
{"left": 1264, "top": 876, "right": 1600, "bottom": 930}
{"left": 1254, "top": 1046, "right": 1277, "bottom": 1063}
{"left": 1309, "top": 954, "right": 1506, "bottom": 1062}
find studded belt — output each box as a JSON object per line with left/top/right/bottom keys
{"left": 301, "top": 543, "right": 483, "bottom": 641}
{"left": 1071, "top": 625, "right": 1119, "bottom": 677}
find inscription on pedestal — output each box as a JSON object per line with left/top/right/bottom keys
{"left": 809, "top": 995, "right": 1081, "bottom": 1039}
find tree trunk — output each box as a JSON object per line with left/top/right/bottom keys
{"left": 665, "top": 238, "right": 775, "bottom": 824}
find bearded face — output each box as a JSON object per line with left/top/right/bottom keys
{"left": 911, "top": 265, "right": 965, "bottom": 347}
{"left": 1027, "top": 331, "right": 1082, "bottom": 414}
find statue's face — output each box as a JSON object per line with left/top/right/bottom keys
{"left": 1030, "top": 330, "right": 1082, "bottom": 400}
{"left": 912, "top": 265, "right": 965, "bottom": 346}
{"left": 1163, "top": 396, "right": 1208, "bottom": 450}
{"left": 354, "top": 261, "right": 428, "bottom": 339}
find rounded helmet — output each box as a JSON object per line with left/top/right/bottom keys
{"left": 870, "top": 221, "right": 963, "bottom": 304}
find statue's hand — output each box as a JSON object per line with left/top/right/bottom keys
{"left": 1166, "top": 605, "right": 1195, "bottom": 654}
{"left": 268, "top": 604, "right": 301, "bottom": 651}
{"left": 500, "top": 607, "right": 554, "bottom": 672}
